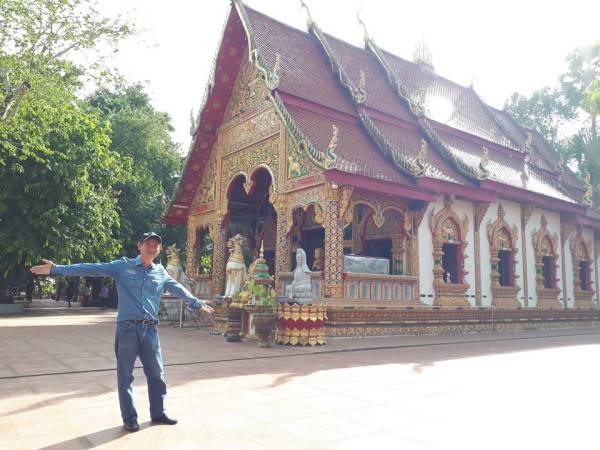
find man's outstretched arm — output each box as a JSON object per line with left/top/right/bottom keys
{"left": 30, "top": 259, "right": 121, "bottom": 278}
{"left": 163, "top": 276, "right": 214, "bottom": 314}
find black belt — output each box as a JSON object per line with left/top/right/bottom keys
{"left": 134, "top": 319, "right": 158, "bottom": 325}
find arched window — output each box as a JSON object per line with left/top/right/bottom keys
{"left": 540, "top": 236, "right": 556, "bottom": 289}
{"left": 487, "top": 204, "right": 520, "bottom": 307}
{"left": 441, "top": 219, "right": 461, "bottom": 284}
{"left": 532, "top": 215, "right": 561, "bottom": 308}
{"left": 569, "top": 229, "right": 595, "bottom": 307}
{"left": 430, "top": 196, "right": 470, "bottom": 306}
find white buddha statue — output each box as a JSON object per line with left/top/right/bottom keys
{"left": 285, "top": 248, "right": 313, "bottom": 304}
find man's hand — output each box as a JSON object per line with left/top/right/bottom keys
{"left": 30, "top": 259, "right": 54, "bottom": 276}
{"left": 200, "top": 301, "right": 214, "bottom": 315}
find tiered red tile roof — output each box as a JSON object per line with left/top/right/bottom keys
{"left": 164, "top": 1, "right": 596, "bottom": 226}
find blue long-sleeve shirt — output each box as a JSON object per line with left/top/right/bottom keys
{"left": 51, "top": 256, "right": 203, "bottom": 322}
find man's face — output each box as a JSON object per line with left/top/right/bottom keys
{"left": 138, "top": 238, "right": 162, "bottom": 260}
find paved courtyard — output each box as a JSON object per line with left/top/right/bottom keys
{"left": 1, "top": 301, "right": 600, "bottom": 449}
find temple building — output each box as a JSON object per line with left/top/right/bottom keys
{"left": 164, "top": 1, "right": 600, "bottom": 335}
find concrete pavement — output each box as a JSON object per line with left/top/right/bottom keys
{"left": 1, "top": 301, "right": 600, "bottom": 449}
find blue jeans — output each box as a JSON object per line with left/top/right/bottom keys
{"left": 115, "top": 321, "right": 166, "bottom": 421}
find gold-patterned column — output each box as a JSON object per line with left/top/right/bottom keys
{"left": 324, "top": 183, "right": 344, "bottom": 298}
{"left": 473, "top": 203, "right": 490, "bottom": 306}
{"left": 186, "top": 222, "right": 197, "bottom": 277}
{"left": 210, "top": 220, "right": 228, "bottom": 296}
{"left": 520, "top": 204, "right": 534, "bottom": 307}
{"left": 274, "top": 198, "right": 291, "bottom": 294}
{"left": 390, "top": 233, "right": 405, "bottom": 275}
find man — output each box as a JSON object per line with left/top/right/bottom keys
{"left": 30, "top": 232, "right": 214, "bottom": 432}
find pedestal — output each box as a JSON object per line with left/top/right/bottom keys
{"left": 276, "top": 302, "right": 327, "bottom": 346}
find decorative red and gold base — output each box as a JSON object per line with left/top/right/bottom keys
{"left": 275, "top": 302, "right": 327, "bottom": 346}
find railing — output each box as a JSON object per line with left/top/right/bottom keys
{"left": 278, "top": 272, "right": 324, "bottom": 298}
{"left": 342, "top": 273, "right": 418, "bottom": 302}
{"left": 193, "top": 274, "right": 212, "bottom": 296}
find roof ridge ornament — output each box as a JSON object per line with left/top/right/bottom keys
{"left": 299, "top": 0, "right": 315, "bottom": 29}
{"left": 357, "top": 9, "right": 371, "bottom": 44}
{"left": 413, "top": 39, "right": 434, "bottom": 71}
{"left": 325, "top": 124, "right": 339, "bottom": 168}
{"left": 476, "top": 146, "right": 490, "bottom": 180}
{"left": 412, "top": 139, "right": 428, "bottom": 176}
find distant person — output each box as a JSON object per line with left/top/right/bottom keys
{"left": 30, "top": 232, "right": 214, "bottom": 433}
{"left": 99, "top": 281, "right": 110, "bottom": 310}
{"left": 54, "top": 278, "right": 65, "bottom": 301}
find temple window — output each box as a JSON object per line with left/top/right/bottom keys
{"left": 442, "top": 242, "right": 460, "bottom": 283}
{"left": 542, "top": 255, "right": 555, "bottom": 289}
{"left": 575, "top": 241, "right": 591, "bottom": 291}
{"left": 498, "top": 249, "right": 512, "bottom": 287}
{"left": 579, "top": 260, "right": 590, "bottom": 290}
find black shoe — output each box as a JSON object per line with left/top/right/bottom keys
{"left": 123, "top": 419, "right": 139, "bottom": 432}
{"left": 151, "top": 414, "right": 178, "bottom": 425}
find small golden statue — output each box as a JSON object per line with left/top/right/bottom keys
{"left": 312, "top": 247, "right": 324, "bottom": 271}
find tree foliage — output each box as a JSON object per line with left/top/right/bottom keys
{"left": 504, "top": 42, "right": 600, "bottom": 204}
{"left": 87, "top": 84, "right": 186, "bottom": 260}
{"left": 0, "top": 0, "right": 134, "bottom": 277}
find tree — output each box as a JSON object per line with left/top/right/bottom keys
{"left": 504, "top": 42, "right": 600, "bottom": 205}
{"left": 0, "top": 0, "right": 134, "bottom": 278}
{"left": 504, "top": 87, "right": 574, "bottom": 147}
{"left": 0, "top": 84, "right": 129, "bottom": 276}
{"left": 0, "top": 0, "right": 133, "bottom": 125}
{"left": 87, "top": 84, "right": 186, "bottom": 260}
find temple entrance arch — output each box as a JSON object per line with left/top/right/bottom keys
{"left": 223, "top": 167, "right": 278, "bottom": 277}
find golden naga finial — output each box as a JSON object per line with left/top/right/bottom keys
{"left": 476, "top": 146, "right": 490, "bottom": 180}
{"left": 357, "top": 8, "right": 370, "bottom": 43}
{"left": 525, "top": 131, "right": 533, "bottom": 148}
{"left": 584, "top": 172, "right": 593, "bottom": 206}
{"left": 325, "top": 124, "right": 338, "bottom": 168}
{"left": 273, "top": 53, "right": 281, "bottom": 76}
{"left": 299, "top": 0, "right": 315, "bottom": 28}
{"left": 412, "top": 139, "right": 428, "bottom": 176}
{"left": 354, "top": 69, "right": 367, "bottom": 103}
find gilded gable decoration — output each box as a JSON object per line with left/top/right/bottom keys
{"left": 487, "top": 204, "right": 520, "bottom": 307}
{"left": 532, "top": 215, "right": 561, "bottom": 308}
{"left": 430, "top": 196, "right": 470, "bottom": 306}
{"left": 221, "top": 136, "right": 280, "bottom": 201}
{"left": 412, "top": 139, "right": 428, "bottom": 177}
{"left": 325, "top": 124, "right": 339, "bottom": 168}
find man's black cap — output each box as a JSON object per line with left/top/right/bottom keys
{"left": 140, "top": 232, "right": 162, "bottom": 244}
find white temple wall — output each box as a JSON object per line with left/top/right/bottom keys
{"left": 563, "top": 228, "right": 575, "bottom": 308}
{"left": 479, "top": 200, "right": 524, "bottom": 307}
{"left": 525, "top": 208, "right": 563, "bottom": 307}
